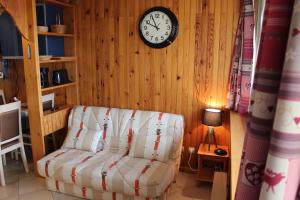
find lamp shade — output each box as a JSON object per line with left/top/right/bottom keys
{"left": 202, "top": 108, "right": 222, "bottom": 127}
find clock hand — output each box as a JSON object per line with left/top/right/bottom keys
{"left": 146, "top": 20, "right": 159, "bottom": 30}
{"left": 150, "top": 15, "right": 159, "bottom": 30}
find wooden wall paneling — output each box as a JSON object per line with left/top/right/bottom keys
{"left": 187, "top": 0, "right": 198, "bottom": 167}
{"left": 138, "top": 0, "right": 145, "bottom": 110}
{"left": 112, "top": 0, "right": 119, "bottom": 109}
{"left": 192, "top": 1, "right": 203, "bottom": 168}
{"left": 15, "top": 61, "right": 27, "bottom": 102}
{"left": 77, "top": 0, "right": 240, "bottom": 169}
{"left": 0, "top": 60, "right": 26, "bottom": 102}
{"left": 133, "top": 1, "right": 140, "bottom": 110}
{"left": 222, "top": 0, "right": 234, "bottom": 106}
{"left": 180, "top": 0, "right": 190, "bottom": 165}
{"left": 95, "top": 0, "right": 104, "bottom": 106}
{"left": 212, "top": 0, "right": 221, "bottom": 108}
{"left": 217, "top": 0, "right": 226, "bottom": 106}
{"left": 76, "top": 0, "right": 95, "bottom": 106}
{"left": 110, "top": 2, "right": 118, "bottom": 108}
{"left": 195, "top": 0, "right": 209, "bottom": 167}
{"left": 89, "top": 0, "right": 97, "bottom": 106}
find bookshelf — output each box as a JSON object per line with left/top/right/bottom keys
{"left": 36, "top": 0, "right": 78, "bottom": 136}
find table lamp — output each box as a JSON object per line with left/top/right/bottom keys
{"left": 202, "top": 108, "right": 227, "bottom": 156}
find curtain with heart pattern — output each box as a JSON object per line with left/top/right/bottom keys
{"left": 235, "top": 0, "right": 299, "bottom": 199}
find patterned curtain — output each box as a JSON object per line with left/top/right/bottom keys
{"left": 235, "top": 0, "right": 298, "bottom": 199}
{"left": 227, "top": 0, "right": 254, "bottom": 114}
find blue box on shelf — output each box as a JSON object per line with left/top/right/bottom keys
{"left": 36, "top": 3, "right": 65, "bottom": 57}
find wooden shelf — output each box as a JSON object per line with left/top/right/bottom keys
{"left": 45, "top": 0, "right": 74, "bottom": 8}
{"left": 41, "top": 82, "right": 77, "bottom": 92}
{"left": 39, "top": 56, "right": 76, "bottom": 63}
{"left": 38, "top": 32, "right": 74, "bottom": 37}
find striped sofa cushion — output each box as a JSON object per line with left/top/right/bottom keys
{"left": 129, "top": 111, "right": 183, "bottom": 162}
{"left": 63, "top": 106, "right": 103, "bottom": 152}
{"left": 67, "top": 106, "right": 138, "bottom": 155}
{"left": 37, "top": 149, "right": 176, "bottom": 198}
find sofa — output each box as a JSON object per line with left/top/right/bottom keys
{"left": 37, "top": 106, "right": 184, "bottom": 200}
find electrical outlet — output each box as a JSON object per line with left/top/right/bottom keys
{"left": 188, "top": 147, "right": 195, "bottom": 154}
{"left": 0, "top": 72, "right": 3, "bottom": 79}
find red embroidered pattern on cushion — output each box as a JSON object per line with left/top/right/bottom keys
{"left": 102, "top": 108, "right": 112, "bottom": 140}
{"left": 71, "top": 155, "right": 93, "bottom": 184}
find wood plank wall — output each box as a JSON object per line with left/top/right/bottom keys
{"left": 76, "top": 0, "right": 240, "bottom": 169}
{"left": 0, "top": 60, "right": 26, "bottom": 102}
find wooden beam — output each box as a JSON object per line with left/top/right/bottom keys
{"left": 21, "top": 0, "right": 45, "bottom": 174}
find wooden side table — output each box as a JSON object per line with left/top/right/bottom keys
{"left": 197, "top": 143, "right": 229, "bottom": 182}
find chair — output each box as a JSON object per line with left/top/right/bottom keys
{"left": 0, "top": 89, "right": 6, "bottom": 105}
{"left": 0, "top": 89, "right": 7, "bottom": 166}
{"left": 0, "top": 101, "right": 29, "bottom": 186}
{"left": 0, "top": 90, "right": 20, "bottom": 163}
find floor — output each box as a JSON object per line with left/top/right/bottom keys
{"left": 0, "top": 158, "right": 212, "bottom": 200}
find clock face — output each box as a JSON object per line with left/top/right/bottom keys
{"left": 140, "top": 11, "right": 172, "bottom": 44}
{"left": 139, "top": 7, "right": 178, "bottom": 48}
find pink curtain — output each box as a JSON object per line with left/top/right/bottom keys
{"left": 235, "top": 0, "right": 298, "bottom": 199}
{"left": 227, "top": 0, "right": 254, "bottom": 114}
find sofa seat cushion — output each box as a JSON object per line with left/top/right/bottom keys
{"left": 98, "top": 156, "right": 175, "bottom": 198}
{"left": 75, "top": 156, "right": 175, "bottom": 198}
{"left": 38, "top": 150, "right": 175, "bottom": 198}
{"left": 37, "top": 149, "right": 123, "bottom": 184}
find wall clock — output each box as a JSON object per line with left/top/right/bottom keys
{"left": 139, "top": 7, "right": 179, "bottom": 49}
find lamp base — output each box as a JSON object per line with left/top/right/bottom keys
{"left": 214, "top": 148, "right": 227, "bottom": 156}
{"left": 204, "top": 126, "right": 218, "bottom": 151}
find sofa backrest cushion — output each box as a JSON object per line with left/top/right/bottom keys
{"left": 128, "top": 111, "right": 184, "bottom": 162}
{"left": 63, "top": 106, "right": 103, "bottom": 153}
{"left": 66, "top": 106, "right": 184, "bottom": 162}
